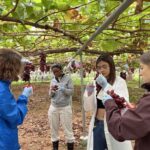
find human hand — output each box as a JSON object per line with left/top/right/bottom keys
{"left": 22, "top": 86, "right": 33, "bottom": 98}
{"left": 51, "top": 85, "right": 58, "bottom": 91}
{"left": 102, "top": 93, "right": 112, "bottom": 104}
{"left": 96, "top": 74, "right": 108, "bottom": 89}
{"left": 126, "top": 102, "right": 136, "bottom": 109}
{"left": 58, "top": 86, "right": 65, "bottom": 92}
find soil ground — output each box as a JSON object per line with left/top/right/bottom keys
{"left": 12, "top": 83, "right": 90, "bottom": 150}
{"left": 12, "top": 81, "right": 142, "bottom": 150}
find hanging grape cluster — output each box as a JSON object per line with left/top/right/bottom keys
{"left": 22, "top": 63, "right": 35, "bottom": 82}
{"left": 40, "top": 52, "right": 46, "bottom": 72}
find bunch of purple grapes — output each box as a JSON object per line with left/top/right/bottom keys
{"left": 22, "top": 63, "right": 31, "bottom": 82}
{"left": 22, "top": 63, "right": 35, "bottom": 82}
{"left": 107, "top": 90, "right": 127, "bottom": 109}
{"left": 40, "top": 52, "right": 46, "bottom": 72}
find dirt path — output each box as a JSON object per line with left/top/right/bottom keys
{"left": 12, "top": 83, "right": 90, "bottom": 150}
{"left": 12, "top": 82, "right": 135, "bottom": 150}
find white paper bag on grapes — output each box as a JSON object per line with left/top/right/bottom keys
{"left": 83, "top": 82, "right": 96, "bottom": 112}
{"left": 85, "top": 83, "right": 95, "bottom": 96}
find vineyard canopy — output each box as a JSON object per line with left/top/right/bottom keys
{"left": 0, "top": 0, "right": 150, "bottom": 63}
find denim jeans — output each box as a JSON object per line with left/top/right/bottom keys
{"left": 93, "top": 118, "right": 108, "bottom": 150}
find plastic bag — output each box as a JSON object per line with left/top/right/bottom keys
{"left": 83, "top": 83, "right": 95, "bottom": 112}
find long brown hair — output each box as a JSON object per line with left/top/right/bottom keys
{"left": 96, "top": 54, "right": 116, "bottom": 85}
{"left": 0, "top": 48, "right": 22, "bottom": 81}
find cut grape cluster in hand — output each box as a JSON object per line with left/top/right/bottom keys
{"left": 51, "top": 85, "right": 58, "bottom": 91}
{"left": 107, "top": 90, "right": 135, "bottom": 109}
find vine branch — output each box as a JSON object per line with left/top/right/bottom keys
{"left": 3, "top": 0, "right": 19, "bottom": 17}
{"left": 35, "top": 0, "right": 97, "bottom": 24}
{"left": 21, "top": 47, "right": 144, "bottom": 57}
{"left": 0, "top": 16, "right": 83, "bottom": 44}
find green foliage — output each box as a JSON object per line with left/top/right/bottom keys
{"left": 0, "top": 0, "right": 149, "bottom": 62}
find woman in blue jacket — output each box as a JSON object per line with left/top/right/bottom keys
{"left": 0, "top": 48, "right": 33, "bottom": 150}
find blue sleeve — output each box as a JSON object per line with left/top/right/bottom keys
{"left": 17, "top": 95, "right": 28, "bottom": 125}
{"left": 0, "top": 91, "right": 28, "bottom": 127}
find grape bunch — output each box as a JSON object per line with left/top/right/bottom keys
{"left": 46, "top": 65, "right": 50, "bottom": 72}
{"left": 22, "top": 63, "right": 35, "bottom": 82}
{"left": 40, "top": 52, "right": 46, "bottom": 72}
{"left": 22, "top": 63, "right": 31, "bottom": 82}
{"left": 107, "top": 90, "right": 127, "bottom": 109}
{"left": 71, "top": 60, "right": 76, "bottom": 70}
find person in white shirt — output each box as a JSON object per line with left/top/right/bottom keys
{"left": 84, "top": 54, "right": 133, "bottom": 150}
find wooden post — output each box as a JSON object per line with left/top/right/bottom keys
{"left": 79, "top": 52, "right": 86, "bottom": 137}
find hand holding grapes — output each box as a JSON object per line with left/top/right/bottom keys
{"left": 51, "top": 85, "right": 58, "bottom": 91}
{"left": 101, "top": 91, "right": 126, "bottom": 109}
{"left": 105, "top": 90, "right": 136, "bottom": 109}
{"left": 106, "top": 90, "right": 126, "bottom": 109}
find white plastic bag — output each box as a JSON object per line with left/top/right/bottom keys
{"left": 83, "top": 83, "right": 95, "bottom": 112}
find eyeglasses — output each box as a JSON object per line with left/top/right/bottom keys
{"left": 96, "top": 65, "right": 109, "bottom": 70}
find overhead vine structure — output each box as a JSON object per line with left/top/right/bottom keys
{"left": 0, "top": 0, "right": 150, "bottom": 63}
{"left": 0, "top": 0, "right": 149, "bottom": 141}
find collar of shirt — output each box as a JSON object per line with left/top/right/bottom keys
{"left": 141, "top": 83, "right": 150, "bottom": 92}
{"left": 55, "top": 74, "right": 65, "bottom": 82}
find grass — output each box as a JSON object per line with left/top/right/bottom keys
{"left": 127, "top": 80, "right": 144, "bottom": 103}
{"left": 12, "top": 73, "right": 93, "bottom": 86}
{"left": 77, "top": 139, "right": 87, "bottom": 150}
{"left": 11, "top": 74, "right": 144, "bottom": 150}
{"left": 12, "top": 73, "right": 144, "bottom": 104}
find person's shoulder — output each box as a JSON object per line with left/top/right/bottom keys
{"left": 143, "top": 91, "right": 150, "bottom": 98}
{"left": 51, "top": 77, "right": 56, "bottom": 82}
{"left": 115, "top": 76, "right": 126, "bottom": 84}
{"left": 64, "top": 74, "right": 71, "bottom": 79}
{"left": 0, "top": 80, "right": 10, "bottom": 91}
{"left": 51, "top": 77, "right": 55, "bottom": 80}
{"left": 0, "top": 82, "right": 12, "bottom": 103}
{"left": 139, "top": 92, "right": 150, "bottom": 106}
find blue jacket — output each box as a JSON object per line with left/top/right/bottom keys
{"left": 0, "top": 80, "right": 28, "bottom": 150}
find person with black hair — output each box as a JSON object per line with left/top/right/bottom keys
{"left": 48, "top": 64, "right": 75, "bottom": 150}
{"left": 84, "top": 54, "right": 132, "bottom": 150}
{"left": 96, "top": 51, "right": 150, "bottom": 150}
